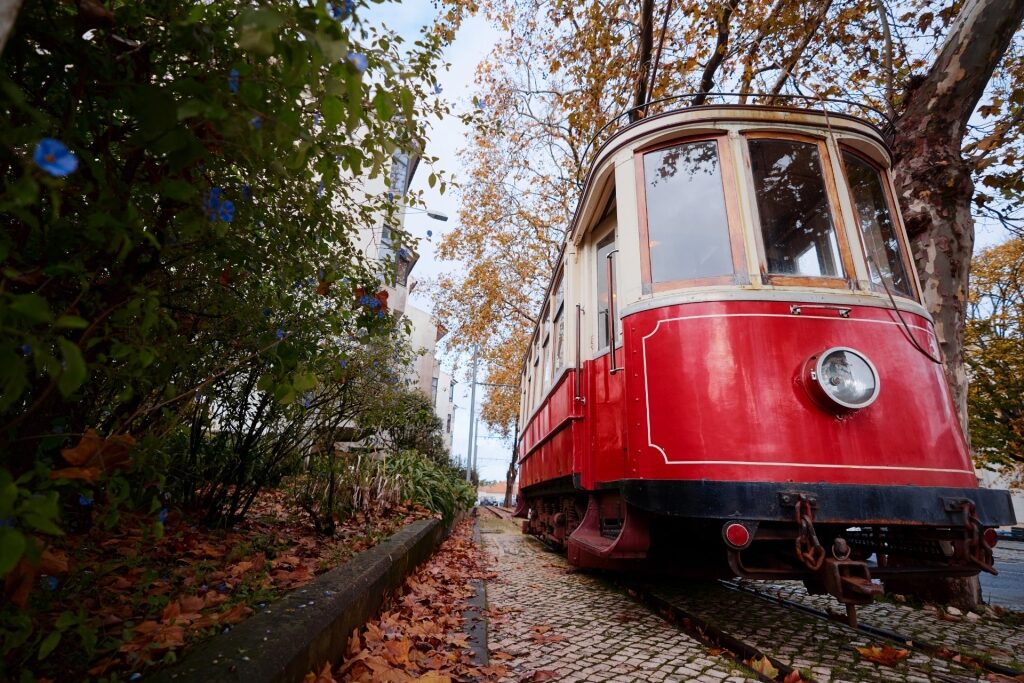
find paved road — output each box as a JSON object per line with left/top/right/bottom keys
{"left": 980, "top": 539, "right": 1024, "bottom": 611}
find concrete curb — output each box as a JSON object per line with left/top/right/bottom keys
{"left": 149, "top": 517, "right": 448, "bottom": 683}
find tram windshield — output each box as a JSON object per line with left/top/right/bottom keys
{"left": 749, "top": 139, "right": 844, "bottom": 279}
{"left": 643, "top": 140, "right": 732, "bottom": 282}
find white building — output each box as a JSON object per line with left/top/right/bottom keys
{"left": 349, "top": 148, "right": 454, "bottom": 453}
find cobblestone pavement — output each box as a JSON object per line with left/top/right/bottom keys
{"left": 740, "top": 579, "right": 1024, "bottom": 674}
{"left": 479, "top": 516, "right": 758, "bottom": 683}
{"left": 643, "top": 580, "right": 989, "bottom": 682}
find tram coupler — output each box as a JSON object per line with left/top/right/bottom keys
{"left": 946, "top": 498, "right": 998, "bottom": 574}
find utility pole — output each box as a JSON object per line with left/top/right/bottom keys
{"left": 472, "top": 417, "right": 480, "bottom": 482}
{"left": 465, "top": 345, "right": 478, "bottom": 482}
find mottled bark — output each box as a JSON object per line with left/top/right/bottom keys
{"left": 890, "top": 0, "right": 1024, "bottom": 611}
{"left": 891, "top": 0, "right": 1024, "bottom": 438}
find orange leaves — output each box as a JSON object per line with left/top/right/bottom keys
{"left": 329, "top": 520, "right": 506, "bottom": 682}
{"left": 855, "top": 644, "right": 910, "bottom": 667}
{"left": 51, "top": 428, "right": 135, "bottom": 481}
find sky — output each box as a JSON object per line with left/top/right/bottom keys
{"left": 364, "top": 2, "right": 514, "bottom": 482}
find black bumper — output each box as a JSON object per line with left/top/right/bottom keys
{"left": 618, "top": 480, "right": 1017, "bottom": 527}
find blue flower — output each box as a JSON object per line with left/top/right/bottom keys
{"left": 250, "top": 116, "right": 262, "bottom": 129}
{"left": 19, "top": 344, "right": 31, "bottom": 357}
{"left": 318, "top": 268, "right": 325, "bottom": 280}
{"left": 358, "top": 294, "right": 376, "bottom": 306}
{"left": 398, "top": 247, "right": 410, "bottom": 259}
{"left": 434, "top": 84, "right": 443, "bottom": 95}
{"left": 347, "top": 52, "right": 368, "bottom": 73}
{"left": 158, "top": 508, "right": 168, "bottom": 523}
{"left": 33, "top": 138, "right": 78, "bottom": 177}
{"left": 261, "top": 307, "right": 272, "bottom": 317}
{"left": 218, "top": 200, "right": 235, "bottom": 223}
{"left": 426, "top": 230, "right": 433, "bottom": 238}
{"left": 78, "top": 494, "right": 93, "bottom": 507}
{"left": 317, "top": 181, "right": 325, "bottom": 198}
{"left": 328, "top": 0, "right": 354, "bottom": 19}
{"left": 307, "top": 276, "right": 316, "bottom": 286}
{"left": 204, "top": 187, "right": 223, "bottom": 221}
{"left": 387, "top": 191, "right": 394, "bottom": 202}
{"left": 313, "top": 112, "right": 322, "bottom": 126}
{"left": 228, "top": 69, "right": 239, "bottom": 93}
{"left": 339, "top": 359, "right": 347, "bottom": 368}
{"left": 42, "top": 576, "right": 59, "bottom": 591}
{"left": 276, "top": 329, "right": 285, "bottom": 340}
{"left": 242, "top": 184, "right": 253, "bottom": 201}
{"left": 303, "top": 393, "right": 313, "bottom": 408}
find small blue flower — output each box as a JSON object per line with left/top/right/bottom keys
{"left": 78, "top": 494, "right": 93, "bottom": 507}
{"left": 42, "top": 576, "right": 59, "bottom": 591}
{"left": 387, "top": 191, "right": 394, "bottom": 202}
{"left": 33, "top": 138, "right": 78, "bottom": 177}
{"left": 434, "top": 84, "right": 443, "bottom": 95}
{"left": 303, "top": 393, "right": 313, "bottom": 408}
{"left": 216, "top": 582, "right": 228, "bottom": 593}
{"left": 313, "top": 112, "right": 322, "bottom": 126}
{"left": 19, "top": 344, "right": 31, "bottom": 357}
{"left": 242, "top": 184, "right": 253, "bottom": 201}
{"left": 307, "top": 276, "right": 316, "bottom": 286}
{"left": 328, "top": 0, "right": 354, "bottom": 19}
{"left": 373, "top": 360, "right": 379, "bottom": 368}
{"left": 250, "top": 116, "right": 262, "bottom": 129}
{"left": 398, "top": 247, "right": 410, "bottom": 259}
{"left": 347, "top": 52, "right": 368, "bottom": 73}
{"left": 204, "top": 187, "right": 223, "bottom": 221}
{"left": 228, "top": 69, "right": 239, "bottom": 93}
{"left": 218, "top": 200, "right": 235, "bottom": 223}
{"left": 276, "top": 329, "right": 285, "bottom": 340}
{"left": 261, "top": 307, "right": 272, "bottom": 317}
{"left": 317, "top": 181, "right": 325, "bottom": 198}
{"left": 339, "top": 359, "right": 347, "bottom": 368}
{"left": 378, "top": 310, "right": 387, "bottom": 318}
{"left": 318, "top": 268, "right": 326, "bottom": 280}
{"left": 426, "top": 230, "right": 433, "bottom": 238}
{"left": 158, "top": 508, "right": 168, "bottom": 523}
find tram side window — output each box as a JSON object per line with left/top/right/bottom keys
{"left": 552, "top": 273, "right": 565, "bottom": 371}
{"left": 749, "top": 139, "right": 843, "bottom": 278}
{"left": 596, "top": 233, "right": 616, "bottom": 350}
{"left": 643, "top": 140, "right": 732, "bottom": 282}
{"left": 842, "top": 152, "right": 913, "bottom": 297}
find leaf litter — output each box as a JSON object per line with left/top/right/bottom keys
{"left": 310, "top": 518, "right": 507, "bottom": 683}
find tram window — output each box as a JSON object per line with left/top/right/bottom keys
{"left": 643, "top": 140, "right": 732, "bottom": 282}
{"left": 749, "top": 139, "right": 843, "bottom": 278}
{"left": 843, "top": 153, "right": 913, "bottom": 297}
{"left": 553, "top": 273, "right": 565, "bottom": 371}
{"left": 596, "top": 233, "right": 616, "bottom": 350}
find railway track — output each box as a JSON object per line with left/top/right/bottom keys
{"left": 479, "top": 504, "right": 513, "bottom": 520}
{"left": 625, "top": 577, "right": 1022, "bottom": 682}
{"left": 723, "top": 578, "right": 1024, "bottom": 679}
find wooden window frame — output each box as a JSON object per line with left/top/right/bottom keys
{"left": 634, "top": 134, "right": 747, "bottom": 293}
{"left": 744, "top": 131, "right": 857, "bottom": 290}
{"left": 837, "top": 146, "right": 921, "bottom": 302}
{"left": 594, "top": 229, "right": 617, "bottom": 356}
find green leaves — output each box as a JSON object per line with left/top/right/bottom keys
{"left": 9, "top": 294, "right": 52, "bottom": 323}
{"left": 0, "top": 527, "right": 26, "bottom": 575}
{"left": 56, "top": 338, "right": 86, "bottom": 397}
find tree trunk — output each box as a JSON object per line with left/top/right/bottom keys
{"left": 889, "top": 0, "right": 1024, "bottom": 609}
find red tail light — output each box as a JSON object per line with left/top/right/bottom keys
{"left": 983, "top": 528, "right": 998, "bottom": 548}
{"left": 723, "top": 522, "right": 751, "bottom": 549}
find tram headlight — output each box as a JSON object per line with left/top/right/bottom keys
{"left": 806, "top": 347, "right": 880, "bottom": 411}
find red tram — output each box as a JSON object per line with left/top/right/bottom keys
{"left": 513, "top": 104, "right": 1016, "bottom": 612}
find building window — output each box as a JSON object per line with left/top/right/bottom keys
{"left": 431, "top": 377, "right": 439, "bottom": 404}
{"left": 390, "top": 151, "right": 411, "bottom": 195}
{"left": 643, "top": 139, "right": 732, "bottom": 282}
{"left": 446, "top": 414, "right": 451, "bottom": 433}
{"left": 749, "top": 138, "right": 843, "bottom": 278}
{"left": 450, "top": 379, "right": 455, "bottom": 402}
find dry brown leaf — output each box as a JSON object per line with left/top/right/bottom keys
{"left": 748, "top": 655, "right": 779, "bottom": 679}
{"left": 856, "top": 645, "right": 909, "bottom": 667}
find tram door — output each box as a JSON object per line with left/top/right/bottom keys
{"left": 587, "top": 230, "right": 628, "bottom": 485}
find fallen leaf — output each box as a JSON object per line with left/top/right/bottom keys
{"left": 856, "top": 645, "right": 909, "bottom": 667}
{"left": 749, "top": 655, "right": 779, "bottom": 679}
{"left": 784, "top": 670, "right": 807, "bottom": 683}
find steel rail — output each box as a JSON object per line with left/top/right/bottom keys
{"left": 720, "top": 579, "right": 1023, "bottom": 679}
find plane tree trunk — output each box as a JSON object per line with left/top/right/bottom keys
{"left": 889, "top": 0, "right": 1024, "bottom": 610}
